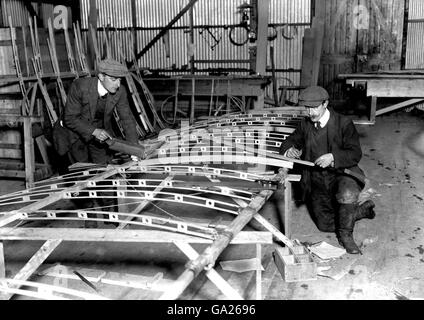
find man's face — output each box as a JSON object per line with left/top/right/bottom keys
{"left": 306, "top": 101, "right": 328, "bottom": 122}
{"left": 99, "top": 73, "right": 121, "bottom": 94}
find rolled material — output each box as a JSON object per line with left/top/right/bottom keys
{"left": 105, "top": 138, "right": 147, "bottom": 159}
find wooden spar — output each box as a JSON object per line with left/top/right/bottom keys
{"left": 159, "top": 189, "right": 274, "bottom": 300}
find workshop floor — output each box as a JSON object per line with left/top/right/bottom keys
{"left": 1, "top": 111, "right": 424, "bottom": 300}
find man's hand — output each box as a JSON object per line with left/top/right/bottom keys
{"left": 314, "top": 153, "right": 334, "bottom": 168}
{"left": 285, "top": 147, "right": 303, "bottom": 159}
{"left": 92, "top": 129, "right": 112, "bottom": 142}
{"left": 130, "top": 155, "right": 140, "bottom": 162}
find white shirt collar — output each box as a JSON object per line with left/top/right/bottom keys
{"left": 317, "top": 108, "right": 330, "bottom": 127}
{"left": 98, "top": 80, "right": 108, "bottom": 97}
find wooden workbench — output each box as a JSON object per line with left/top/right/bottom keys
{"left": 339, "top": 71, "right": 424, "bottom": 124}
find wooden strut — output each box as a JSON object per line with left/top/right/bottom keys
{"left": 73, "top": 22, "right": 90, "bottom": 73}
{"left": 63, "top": 24, "right": 79, "bottom": 78}
{"left": 8, "top": 16, "right": 30, "bottom": 115}
{"left": 47, "top": 18, "right": 67, "bottom": 107}
{"left": 159, "top": 189, "right": 274, "bottom": 300}
{"left": 22, "top": 210, "right": 219, "bottom": 240}
{"left": 134, "top": 0, "right": 200, "bottom": 60}
{"left": 0, "top": 278, "right": 109, "bottom": 300}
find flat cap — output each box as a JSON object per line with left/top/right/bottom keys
{"left": 298, "top": 86, "right": 329, "bottom": 107}
{"left": 97, "top": 58, "right": 128, "bottom": 77}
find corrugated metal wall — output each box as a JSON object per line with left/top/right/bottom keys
{"left": 1, "top": 0, "right": 410, "bottom": 104}
{"left": 1, "top": 0, "right": 32, "bottom": 26}
{"left": 405, "top": 0, "right": 424, "bottom": 69}
{"left": 78, "top": 0, "right": 311, "bottom": 104}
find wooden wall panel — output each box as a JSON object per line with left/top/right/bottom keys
{"left": 320, "top": 0, "right": 405, "bottom": 101}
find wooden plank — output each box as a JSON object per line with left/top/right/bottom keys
{"left": 367, "top": 79, "right": 424, "bottom": 97}
{"left": 0, "top": 228, "right": 272, "bottom": 245}
{"left": 135, "top": 0, "right": 200, "bottom": 60}
{"left": 0, "top": 239, "right": 61, "bottom": 300}
{"left": 375, "top": 99, "right": 424, "bottom": 116}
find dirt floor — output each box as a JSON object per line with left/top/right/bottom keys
{"left": 1, "top": 111, "right": 424, "bottom": 300}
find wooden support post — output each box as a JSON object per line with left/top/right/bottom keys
{"left": 190, "top": 77, "right": 195, "bottom": 125}
{"left": 256, "top": 243, "right": 261, "bottom": 300}
{"left": 370, "top": 96, "right": 377, "bottom": 123}
{"left": 0, "top": 241, "right": 5, "bottom": 278}
{"left": 23, "top": 117, "right": 34, "bottom": 189}
{"left": 252, "top": 0, "right": 269, "bottom": 110}
{"left": 269, "top": 46, "right": 279, "bottom": 107}
{"left": 0, "top": 239, "right": 61, "bottom": 300}
{"left": 283, "top": 177, "right": 292, "bottom": 239}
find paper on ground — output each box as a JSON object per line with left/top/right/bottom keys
{"left": 308, "top": 241, "right": 346, "bottom": 260}
{"left": 220, "top": 258, "right": 264, "bottom": 273}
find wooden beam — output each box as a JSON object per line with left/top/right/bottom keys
{"left": 375, "top": 98, "right": 424, "bottom": 116}
{"left": 23, "top": 117, "right": 34, "bottom": 189}
{"left": 135, "top": 0, "right": 199, "bottom": 61}
{"left": 0, "top": 228, "right": 272, "bottom": 245}
{"left": 0, "top": 239, "right": 61, "bottom": 300}
{"left": 367, "top": 79, "right": 424, "bottom": 97}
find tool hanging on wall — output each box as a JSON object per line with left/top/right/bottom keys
{"left": 199, "top": 27, "right": 222, "bottom": 50}
{"left": 228, "top": 2, "right": 253, "bottom": 46}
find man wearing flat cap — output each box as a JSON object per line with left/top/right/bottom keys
{"left": 279, "top": 86, "right": 375, "bottom": 254}
{"left": 63, "top": 58, "right": 138, "bottom": 165}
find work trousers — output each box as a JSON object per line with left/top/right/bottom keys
{"left": 68, "top": 138, "right": 116, "bottom": 212}
{"left": 307, "top": 170, "right": 362, "bottom": 232}
{"left": 68, "top": 138, "right": 113, "bottom": 165}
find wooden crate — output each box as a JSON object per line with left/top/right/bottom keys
{"left": 273, "top": 246, "right": 317, "bottom": 282}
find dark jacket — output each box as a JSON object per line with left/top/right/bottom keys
{"left": 279, "top": 108, "right": 364, "bottom": 196}
{"left": 63, "top": 77, "right": 138, "bottom": 145}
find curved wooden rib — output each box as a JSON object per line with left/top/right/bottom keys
{"left": 136, "top": 155, "right": 293, "bottom": 169}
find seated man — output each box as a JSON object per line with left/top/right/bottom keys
{"left": 279, "top": 86, "right": 375, "bottom": 254}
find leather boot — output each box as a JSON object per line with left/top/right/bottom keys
{"left": 355, "top": 200, "right": 375, "bottom": 221}
{"left": 337, "top": 204, "right": 361, "bottom": 254}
